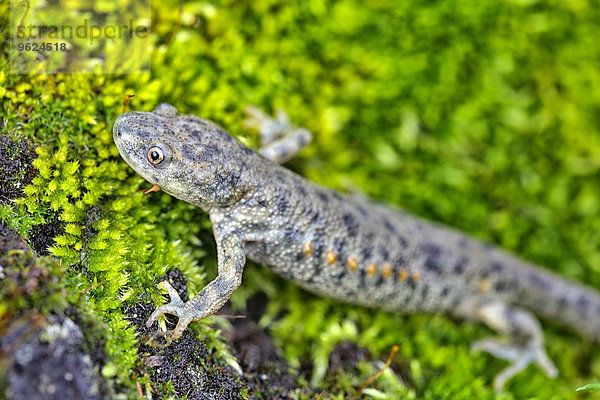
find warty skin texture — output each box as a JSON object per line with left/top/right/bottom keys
{"left": 113, "top": 104, "right": 600, "bottom": 390}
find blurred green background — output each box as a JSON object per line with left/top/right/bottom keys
{"left": 1, "top": 0, "right": 600, "bottom": 398}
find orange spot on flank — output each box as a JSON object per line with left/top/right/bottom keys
{"left": 398, "top": 268, "right": 408, "bottom": 281}
{"left": 347, "top": 255, "right": 359, "bottom": 271}
{"left": 478, "top": 279, "right": 491, "bottom": 293}
{"left": 412, "top": 271, "right": 421, "bottom": 282}
{"left": 326, "top": 249, "right": 338, "bottom": 265}
{"left": 302, "top": 242, "right": 313, "bottom": 257}
{"left": 382, "top": 263, "right": 393, "bottom": 278}
{"left": 366, "top": 262, "right": 377, "bottom": 277}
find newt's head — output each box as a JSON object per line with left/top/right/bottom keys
{"left": 113, "top": 103, "right": 254, "bottom": 209}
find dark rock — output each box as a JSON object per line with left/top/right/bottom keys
{"left": 2, "top": 314, "right": 103, "bottom": 400}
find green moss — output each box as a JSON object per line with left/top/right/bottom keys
{"left": 2, "top": 0, "right": 600, "bottom": 398}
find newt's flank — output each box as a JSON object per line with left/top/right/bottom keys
{"left": 113, "top": 104, "right": 600, "bottom": 390}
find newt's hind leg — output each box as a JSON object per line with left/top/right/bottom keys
{"left": 466, "top": 302, "right": 557, "bottom": 391}
{"left": 244, "top": 106, "right": 312, "bottom": 164}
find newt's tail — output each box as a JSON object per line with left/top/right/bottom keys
{"left": 509, "top": 260, "right": 600, "bottom": 342}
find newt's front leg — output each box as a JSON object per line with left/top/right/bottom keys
{"left": 146, "top": 233, "right": 246, "bottom": 337}
{"left": 244, "top": 106, "right": 312, "bottom": 164}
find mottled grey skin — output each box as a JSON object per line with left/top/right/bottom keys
{"left": 113, "top": 104, "right": 600, "bottom": 390}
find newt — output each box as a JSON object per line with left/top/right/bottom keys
{"left": 113, "top": 104, "right": 600, "bottom": 390}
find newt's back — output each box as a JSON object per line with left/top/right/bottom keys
{"left": 227, "top": 159, "right": 600, "bottom": 342}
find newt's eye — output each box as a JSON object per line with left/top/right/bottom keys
{"left": 146, "top": 143, "right": 172, "bottom": 168}
{"left": 147, "top": 146, "right": 165, "bottom": 165}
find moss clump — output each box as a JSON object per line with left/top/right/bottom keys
{"left": 2, "top": 0, "right": 600, "bottom": 398}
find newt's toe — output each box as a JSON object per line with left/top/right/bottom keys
{"left": 471, "top": 338, "right": 557, "bottom": 391}
{"left": 146, "top": 280, "right": 188, "bottom": 329}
